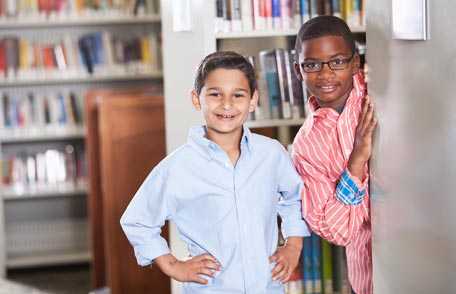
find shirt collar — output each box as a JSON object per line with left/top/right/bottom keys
{"left": 187, "top": 125, "right": 253, "bottom": 159}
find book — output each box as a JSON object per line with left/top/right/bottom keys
{"left": 321, "top": 239, "right": 334, "bottom": 294}
{"left": 241, "top": 0, "right": 253, "bottom": 31}
{"left": 302, "top": 236, "right": 313, "bottom": 293}
{"left": 259, "top": 49, "right": 281, "bottom": 119}
{"left": 275, "top": 49, "right": 292, "bottom": 119}
{"left": 311, "top": 233, "right": 322, "bottom": 294}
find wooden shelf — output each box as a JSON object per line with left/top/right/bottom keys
{"left": 6, "top": 250, "right": 91, "bottom": 269}
{"left": 0, "top": 71, "right": 162, "bottom": 87}
{"left": 1, "top": 181, "right": 88, "bottom": 200}
{"left": 245, "top": 118, "right": 305, "bottom": 128}
{"left": 216, "top": 26, "right": 365, "bottom": 39}
{"left": 0, "top": 14, "right": 160, "bottom": 29}
{"left": 0, "top": 126, "right": 85, "bottom": 143}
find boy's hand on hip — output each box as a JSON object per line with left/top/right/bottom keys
{"left": 348, "top": 95, "right": 378, "bottom": 179}
{"left": 269, "top": 237, "right": 303, "bottom": 283}
{"left": 155, "top": 253, "right": 221, "bottom": 284}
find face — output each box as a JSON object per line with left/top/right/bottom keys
{"left": 192, "top": 68, "right": 258, "bottom": 139}
{"left": 295, "top": 35, "right": 360, "bottom": 110}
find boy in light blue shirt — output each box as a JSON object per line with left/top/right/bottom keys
{"left": 120, "top": 51, "right": 309, "bottom": 293}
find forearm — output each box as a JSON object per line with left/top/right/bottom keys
{"left": 303, "top": 186, "right": 366, "bottom": 246}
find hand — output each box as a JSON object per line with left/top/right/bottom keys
{"left": 155, "top": 253, "right": 221, "bottom": 284}
{"left": 348, "top": 95, "right": 377, "bottom": 180}
{"left": 269, "top": 237, "right": 302, "bottom": 283}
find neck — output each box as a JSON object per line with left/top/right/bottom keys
{"left": 205, "top": 127, "right": 242, "bottom": 161}
{"left": 316, "top": 88, "right": 351, "bottom": 113}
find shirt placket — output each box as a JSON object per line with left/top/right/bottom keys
{"left": 213, "top": 144, "right": 249, "bottom": 292}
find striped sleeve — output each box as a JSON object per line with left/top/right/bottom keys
{"left": 292, "top": 151, "right": 369, "bottom": 246}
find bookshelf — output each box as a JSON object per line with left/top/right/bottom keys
{"left": 161, "top": 1, "right": 366, "bottom": 293}
{"left": 0, "top": 0, "right": 162, "bottom": 278}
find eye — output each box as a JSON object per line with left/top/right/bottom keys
{"left": 331, "top": 58, "right": 346, "bottom": 65}
{"left": 234, "top": 93, "right": 246, "bottom": 98}
{"left": 208, "top": 92, "right": 221, "bottom": 98}
{"left": 303, "top": 62, "right": 320, "bottom": 71}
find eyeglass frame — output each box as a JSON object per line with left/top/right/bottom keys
{"left": 300, "top": 52, "right": 356, "bottom": 73}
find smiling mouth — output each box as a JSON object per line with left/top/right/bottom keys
{"left": 216, "top": 114, "right": 236, "bottom": 119}
{"left": 318, "top": 84, "right": 337, "bottom": 93}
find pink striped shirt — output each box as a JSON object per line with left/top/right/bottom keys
{"left": 292, "top": 73, "right": 372, "bottom": 294}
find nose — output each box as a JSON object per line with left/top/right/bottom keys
{"left": 222, "top": 95, "right": 234, "bottom": 110}
{"left": 318, "top": 63, "right": 335, "bottom": 79}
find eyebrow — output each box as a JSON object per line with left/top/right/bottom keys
{"left": 303, "top": 53, "right": 351, "bottom": 61}
{"left": 206, "top": 87, "right": 249, "bottom": 92}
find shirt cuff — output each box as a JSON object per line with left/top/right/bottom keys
{"left": 281, "top": 221, "right": 311, "bottom": 239}
{"left": 336, "top": 169, "right": 367, "bottom": 205}
{"left": 133, "top": 237, "right": 170, "bottom": 266}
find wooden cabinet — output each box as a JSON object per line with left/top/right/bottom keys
{"left": 85, "top": 89, "right": 170, "bottom": 294}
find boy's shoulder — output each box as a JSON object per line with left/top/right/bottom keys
{"left": 250, "top": 132, "right": 286, "bottom": 153}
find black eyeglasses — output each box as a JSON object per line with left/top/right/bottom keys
{"left": 301, "top": 53, "right": 355, "bottom": 73}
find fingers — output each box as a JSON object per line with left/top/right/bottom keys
{"left": 357, "top": 95, "right": 370, "bottom": 131}
{"left": 271, "top": 261, "right": 291, "bottom": 283}
{"left": 360, "top": 101, "right": 375, "bottom": 135}
{"left": 190, "top": 275, "right": 208, "bottom": 285}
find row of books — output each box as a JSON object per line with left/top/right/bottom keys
{"left": 285, "top": 233, "right": 351, "bottom": 294}
{"left": 0, "top": 31, "right": 160, "bottom": 81}
{"left": 215, "top": 0, "right": 366, "bottom": 33}
{"left": 0, "top": 0, "right": 159, "bottom": 19}
{"left": 249, "top": 48, "right": 307, "bottom": 121}
{"left": 1, "top": 145, "right": 86, "bottom": 188}
{"left": 0, "top": 91, "right": 83, "bottom": 129}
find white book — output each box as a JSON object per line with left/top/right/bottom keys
{"left": 102, "top": 32, "right": 115, "bottom": 68}
{"left": 6, "top": 0, "right": 17, "bottom": 16}
{"left": 241, "top": 0, "right": 253, "bottom": 31}
{"left": 36, "top": 152, "right": 47, "bottom": 184}
{"left": 252, "top": 0, "right": 266, "bottom": 30}
{"left": 281, "top": 0, "right": 292, "bottom": 30}
{"left": 148, "top": 33, "right": 160, "bottom": 71}
{"left": 215, "top": 0, "right": 227, "bottom": 33}
{"left": 230, "top": 0, "right": 242, "bottom": 31}
{"left": 35, "top": 93, "right": 46, "bottom": 127}
{"left": 63, "top": 36, "right": 78, "bottom": 71}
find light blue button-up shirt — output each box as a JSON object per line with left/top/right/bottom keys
{"left": 120, "top": 125, "right": 310, "bottom": 294}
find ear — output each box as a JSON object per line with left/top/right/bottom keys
{"left": 249, "top": 90, "right": 259, "bottom": 113}
{"left": 191, "top": 90, "right": 201, "bottom": 111}
{"left": 294, "top": 62, "right": 303, "bottom": 81}
{"left": 352, "top": 53, "right": 361, "bottom": 75}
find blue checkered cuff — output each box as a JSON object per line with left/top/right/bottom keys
{"left": 336, "top": 169, "right": 366, "bottom": 205}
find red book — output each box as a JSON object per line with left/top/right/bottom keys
{"left": 43, "top": 45, "right": 57, "bottom": 69}
{"left": 0, "top": 40, "right": 6, "bottom": 77}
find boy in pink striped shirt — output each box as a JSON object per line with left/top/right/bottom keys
{"left": 291, "top": 16, "right": 377, "bottom": 294}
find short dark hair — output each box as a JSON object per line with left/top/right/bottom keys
{"left": 194, "top": 51, "right": 257, "bottom": 96}
{"left": 294, "top": 16, "right": 356, "bottom": 60}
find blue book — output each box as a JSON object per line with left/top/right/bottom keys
{"left": 272, "top": 0, "right": 281, "bottom": 29}
{"left": 300, "top": 0, "right": 310, "bottom": 22}
{"left": 57, "top": 93, "right": 67, "bottom": 125}
{"left": 302, "top": 235, "right": 313, "bottom": 293}
{"left": 331, "top": 0, "right": 341, "bottom": 17}
{"left": 311, "top": 233, "right": 322, "bottom": 293}
{"left": 260, "top": 50, "right": 282, "bottom": 119}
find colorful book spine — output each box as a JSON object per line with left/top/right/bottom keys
{"left": 321, "top": 239, "right": 334, "bottom": 294}
{"left": 302, "top": 236, "right": 313, "bottom": 293}
{"left": 311, "top": 233, "right": 322, "bottom": 294}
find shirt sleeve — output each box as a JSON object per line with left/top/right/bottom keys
{"left": 120, "top": 165, "right": 174, "bottom": 266}
{"left": 276, "top": 144, "right": 311, "bottom": 239}
{"left": 291, "top": 148, "right": 369, "bottom": 246}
